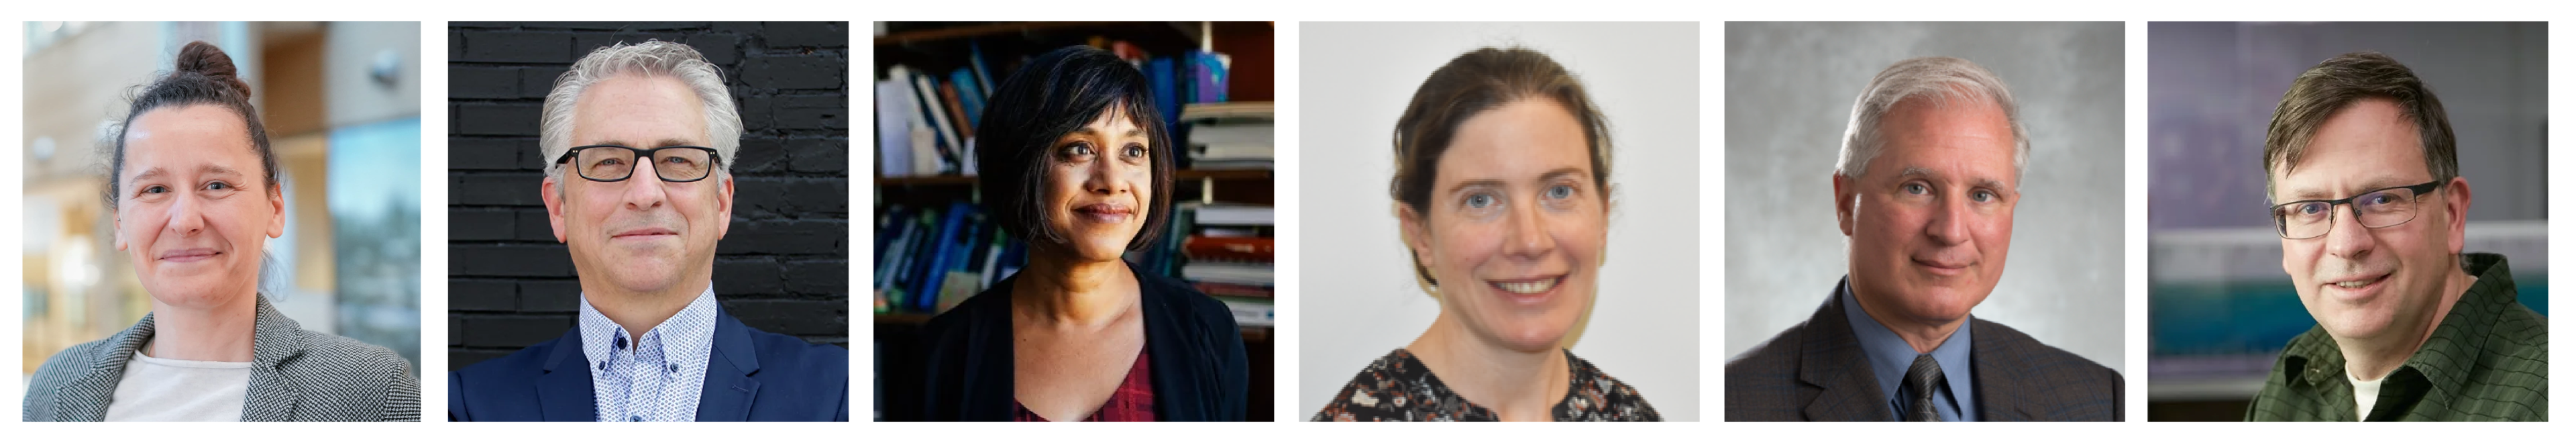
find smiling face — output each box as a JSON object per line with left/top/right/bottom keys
{"left": 1835, "top": 95, "right": 2018, "bottom": 328}
{"left": 543, "top": 74, "right": 734, "bottom": 296}
{"left": 1039, "top": 105, "right": 1157, "bottom": 262}
{"left": 114, "top": 105, "right": 284, "bottom": 309}
{"left": 1399, "top": 99, "right": 1607, "bottom": 353}
{"left": 2272, "top": 99, "right": 2468, "bottom": 344}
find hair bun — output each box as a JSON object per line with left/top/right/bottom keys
{"left": 174, "top": 40, "right": 252, "bottom": 99}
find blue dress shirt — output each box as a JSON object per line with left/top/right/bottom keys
{"left": 1839, "top": 283, "right": 1978, "bottom": 422}
{"left": 578, "top": 286, "right": 719, "bottom": 422}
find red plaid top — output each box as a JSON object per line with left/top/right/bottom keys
{"left": 1013, "top": 350, "right": 1157, "bottom": 422}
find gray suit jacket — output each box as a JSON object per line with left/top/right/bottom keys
{"left": 1725, "top": 282, "right": 2123, "bottom": 422}
{"left": 24, "top": 295, "right": 422, "bottom": 422}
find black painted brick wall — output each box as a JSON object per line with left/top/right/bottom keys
{"left": 448, "top": 22, "right": 851, "bottom": 371}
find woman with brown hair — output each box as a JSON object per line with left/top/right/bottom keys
{"left": 23, "top": 41, "right": 420, "bottom": 422}
{"left": 1311, "top": 47, "right": 1658, "bottom": 422}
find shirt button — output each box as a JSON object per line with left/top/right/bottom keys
{"left": 614, "top": 336, "right": 627, "bottom": 349}
{"left": 598, "top": 362, "right": 608, "bottom": 371}
{"left": 667, "top": 363, "right": 678, "bottom": 373}
{"left": 630, "top": 415, "right": 642, "bottom": 422}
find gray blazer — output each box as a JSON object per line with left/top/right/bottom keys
{"left": 23, "top": 295, "right": 421, "bottom": 422}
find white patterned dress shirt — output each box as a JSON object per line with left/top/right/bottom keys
{"left": 578, "top": 286, "right": 718, "bottom": 422}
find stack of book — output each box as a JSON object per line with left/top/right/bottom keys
{"left": 1177, "top": 203, "right": 1274, "bottom": 328}
{"left": 1179, "top": 101, "right": 1273, "bottom": 170}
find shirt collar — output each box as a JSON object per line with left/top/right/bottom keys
{"left": 1839, "top": 279, "right": 1977, "bottom": 417}
{"left": 578, "top": 285, "right": 721, "bottom": 373}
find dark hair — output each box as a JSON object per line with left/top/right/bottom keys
{"left": 974, "top": 46, "right": 1176, "bottom": 250}
{"left": 106, "top": 40, "right": 277, "bottom": 210}
{"left": 1390, "top": 47, "right": 1613, "bottom": 285}
{"left": 2263, "top": 51, "right": 2457, "bottom": 201}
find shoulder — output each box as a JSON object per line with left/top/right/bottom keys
{"left": 1311, "top": 349, "right": 1436, "bottom": 422}
{"left": 30, "top": 337, "right": 118, "bottom": 389}
{"left": 1972, "top": 319, "right": 2121, "bottom": 384}
{"left": 1563, "top": 351, "right": 1662, "bottom": 422}
{"left": 1725, "top": 319, "right": 1808, "bottom": 386}
{"left": 1141, "top": 270, "right": 1236, "bottom": 326}
{"left": 920, "top": 279, "right": 1013, "bottom": 345}
{"left": 451, "top": 332, "right": 574, "bottom": 389}
{"left": 287, "top": 330, "right": 413, "bottom": 379}
{"left": 731, "top": 315, "right": 851, "bottom": 379}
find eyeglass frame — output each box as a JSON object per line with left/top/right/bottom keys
{"left": 2267, "top": 179, "right": 2445, "bottom": 240}
{"left": 551, "top": 145, "right": 724, "bottom": 183}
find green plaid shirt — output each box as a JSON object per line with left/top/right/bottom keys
{"left": 2246, "top": 252, "right": 2548, "bottom": 422}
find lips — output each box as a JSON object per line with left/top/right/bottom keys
{"left": 1488, "top": 275, "right": 1565, "bottom": 301}
{"left": 610, "top": 226, "right": 680, "bottom": 240}
{"left": 2320, "top": 271, "right": 2390, "bottom": 300}
{"left": 158, "top": 248, "right": 221, "bottom": 262}
{"left": 1911, "top": 256, "right": 1973, "bottom": 276}
{"left": 1073, "top": 203, "right": 1135, "bottom": 222}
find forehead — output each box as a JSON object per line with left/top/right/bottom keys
{"left": 1438, "top": 99, "right": 1591, "bottom": 180}
{"left": 1069, "top": 103, "right": 1144, "bottom": 136}
{"left": 1868, "top": 97, "right": 2015, "bottom": 180}
{"left": 123, "top": 105, "right": 257, "bottom": 169}
{"left": 572, "top": 74, "right": 708, "bottom": 146}
{"left": 2273, "top": 100, "right": 2426, "bottom": 195}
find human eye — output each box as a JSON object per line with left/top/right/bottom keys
{"left": 205, "top": 181, "right": 230, "bottom": 191}
{"left": 1971, "top": 189, "right": 1996, "bottom": 203}
{"left": 1061, "top": 141, "right": 1095, "bottom": 157}
{"left": 2297, "top": 202, "right": 2329, "bottom": 215}
{"left": 1123, "top": 144, "right": 1148, "bottom": 158}
{"left": 140, "top": 185, "right": 168, "bottom": 195}
{"left": 1546, "top": 183, "right": 1576, "bottom": 200}
{"left": 1465, "top": 193, "right": 1497, "bottom": 209}
{"left": 1901, "top": 182, "right": 1929, "bottom": 195}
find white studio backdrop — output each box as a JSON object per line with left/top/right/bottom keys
{"left": 1722, "top": 21, "right": 2128, "bottom": 373}
{"left": 1297, "top": 21, "right": 1703, "bottom": 421}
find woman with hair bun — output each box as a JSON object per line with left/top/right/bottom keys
{"left": 23, "top": 41, "right": 422, "bottom": 422}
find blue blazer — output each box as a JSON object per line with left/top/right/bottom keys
{"left": 448, "top": 308, "right": 849, "bottom": 422}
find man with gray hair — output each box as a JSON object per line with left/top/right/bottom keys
{"left": 449, "top": 40, "right": 849, "bottom": 422}
{"left": 1727, "top": 56, "right": 2121, "bottom": 422}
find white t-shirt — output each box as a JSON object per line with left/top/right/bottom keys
{"left": 102, "top": 350, "right": 253, "bottom": 422}
{"left": 2348, "top": 371, "right": 2385, "bottom": 421}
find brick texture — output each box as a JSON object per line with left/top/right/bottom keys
{"left": 448, "top": 22, "right": 850, "bottom": 371}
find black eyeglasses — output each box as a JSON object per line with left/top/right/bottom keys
{"left": 2269, "top": 180, "right": 2443, "bottom": 240}
{"left": 554, "top": 145, "right": 722, "bottom": 183}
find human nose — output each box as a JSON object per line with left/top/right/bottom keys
{"left": 1501, "top": 197, "right": 1558, "bottom": 260}
{"left": 164, "top": 191, "right": 205, "bottom": 237}
{"left": 1924, "top": 193, "right": 1971, "bottom": 246}
{"left": 621, "top": 158, "right": 672, "bottom": 209}
{"left": 1084, "top": 158, "right": 1129, "bottom": 196}
{"left": 2321, "top": 203, "right": 2375, "bottom": 259}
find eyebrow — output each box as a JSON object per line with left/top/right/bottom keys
{"left": 1442, "top": 168, "right": 1593, "bottom": 195}
{"left": 2284, "top": 177, "right": 2415, "bottom": 201}
{"left": 1067, "top": 127, "right": 1150, "bottom": 140}
{"left": 590, "top": 138, "right": 701, "bottom": 148}
{"left": 126, "top": 164, "right": 243, "bottom": 183}
{"left": 1895, "top": 166, "right": 2007, "bottom": 189}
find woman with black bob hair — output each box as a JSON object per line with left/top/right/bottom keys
{"left": 903, "top": 46, "right": 1249, "bottom": 422}
{"left": 24, "top": 41, "right": 419, "bottom": 422}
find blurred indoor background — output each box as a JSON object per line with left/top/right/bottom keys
{"left": 2146, "top": 21, "right": 2546, "bottom": 421}
{"left": 21, "top": 21, "right": 422, "bottom": 382}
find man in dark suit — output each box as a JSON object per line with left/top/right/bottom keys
{"left": 447, "top": 40, "right": 849, "bottom": 422}
{"left": 1725, "top": 56, "right": 2122, "bottom": 422}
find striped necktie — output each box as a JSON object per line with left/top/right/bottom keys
{"left": 1904, "top": 354, "right": 1945, "bottom": 422}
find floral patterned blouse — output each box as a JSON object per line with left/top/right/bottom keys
{"left": 1312, "top": 348, "right": 1660, "bottom": 422}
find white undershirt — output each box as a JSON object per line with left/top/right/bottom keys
{"left": 102, "top": 350, "right": 252, "bottom": 422}
{"left": 2348, "top": 371, "right": 2385, "bottom": 421}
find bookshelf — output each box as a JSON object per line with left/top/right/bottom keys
{"left": 873, "top": 21, "right": 1277, "bottom": 421}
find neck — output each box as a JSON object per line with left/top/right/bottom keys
{"left": 2340, "top": 268, "right": 2476, "bottom": 381}
{"left": 1011, "top": 248, "right": 1140, "bottom": 328}
{"left": 147, "top": 289, "right": 261, "bottom": 362}
{"left": 586, "top": 279, "right": 710, "bottom": 336}
{"left": 1407, "top": 313, "right": 1568, "bottom": 422}
{"left": 1848, "top": 286, "right": 1966, "bottom": 354}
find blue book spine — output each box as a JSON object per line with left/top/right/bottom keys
{"left": 951, "top": 68, "right": 985, "bottom": 129}
{"left": 1148, "top": 56, "right": 1181, "bottom": 133}
{"left": 915, "top": 203, "right": 970, "bottom": 308}
{"left": 968, "top": 41, "right": 997, "bottom": 99}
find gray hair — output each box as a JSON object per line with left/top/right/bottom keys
{"left": 539, "top": 40, "right": 742, "bottom": 180}
{"left": 1834, "top": 56, "right": 2029, "bottom": 185}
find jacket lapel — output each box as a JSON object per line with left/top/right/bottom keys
{"left": 54, "top": 312, "right": 158, "bottom": 422}
{"left": 961, "top": 289, "right": 1016, "bottom": 420}
{"left": 239, "top": 297, "right": 309, "bottom": 421}
{"left": 696, "top": 310, "right": 761, "bottom": 422}
{"left": 1799, "top": 287, "right": 1892, "bottom": 422}
{"left": 1968, "top": 320, "right": 2037, "bottom": 422}
{"left": 535, "top": 327, "right": 597, "bottom": 422}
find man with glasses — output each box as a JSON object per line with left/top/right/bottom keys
{"left": 449, "top": 41, "right": 849, "bottom": 422}
{"left": 2245, "top": 52, "right": 2545, "bottom": 422}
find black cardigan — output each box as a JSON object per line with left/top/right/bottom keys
{"left": 899, "top": 265, "right": 1250, "bottom": 421}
